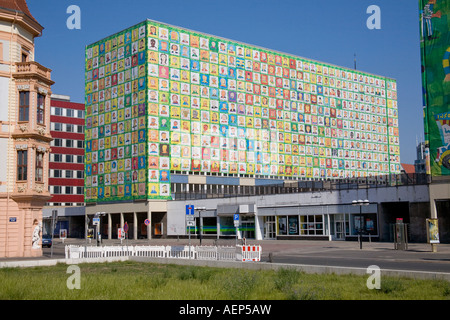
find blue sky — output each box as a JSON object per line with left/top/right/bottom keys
{"left": 28, "top": 0, "right": 423, "bottom": 165}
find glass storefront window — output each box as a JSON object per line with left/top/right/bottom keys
{"left": 300, "top": 215, "right": 324, "bottom": 235}
{"left": 202, "top": 217, "right": 217, "bottom": 234}
{"left": 278, "top": 215, "right": 324, "bottom": 236}
{"left": 288, "top": 216, "right": 298, "bottom": 235}
{"left": 351, "top": 213, "right": 378, "bottom": 236}
{"left": 219, "top": 216, "right": 235, "bottom": 236}
{"left": 278, "top": 216, "right": 287, "bottom": 235}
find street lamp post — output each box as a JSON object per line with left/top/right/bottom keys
{"left": 352, "top": 199, "right": 369, "bottom": 249}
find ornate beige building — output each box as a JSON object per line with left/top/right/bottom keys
{"left": 0, "top": 0, "right": 53, "bottom": 257}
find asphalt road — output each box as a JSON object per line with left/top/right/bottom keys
{"left": 39, "top": 238, "right": 450, "bottom": 275}
{"left": 258, "top": 240, "right": 450, "bottom": 274}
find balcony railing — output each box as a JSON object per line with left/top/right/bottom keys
{"left": 14, "top": 61, "right": 52, "bottom": 80}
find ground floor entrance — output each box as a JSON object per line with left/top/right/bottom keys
{"left": 259, "top": 203, "right": 380, "bottom": 241}
{"left": 86, "top": 211, "right": 167, "bottom": 241}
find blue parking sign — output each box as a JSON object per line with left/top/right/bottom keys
{"left": 234, "top": 214, "right": 239, "bottom": 221}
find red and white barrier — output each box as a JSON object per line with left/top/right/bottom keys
{"left": 236, "top": 245, "right": 261, "bottom": 262}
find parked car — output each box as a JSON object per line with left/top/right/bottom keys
{"left": 42, "top": 235, "right": 52, "bottom": 248}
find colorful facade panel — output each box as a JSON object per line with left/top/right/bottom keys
{"left": 420, "top": 0, "right": 450, "bottom": 176}
{"left": 85, "top": 20, "right": 399, "bottom": 203}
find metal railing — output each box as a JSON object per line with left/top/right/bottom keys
{"left": 171, "top": 173, "right": 428, "bottom": 200}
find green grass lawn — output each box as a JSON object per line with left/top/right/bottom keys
{"left": 0, "top": 261, "right": 449, "bottom": 300}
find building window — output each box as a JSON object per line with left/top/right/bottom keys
{"left": 51, "top": 169, "right": 62, "bottom": 178}
{"left": 37, "top": 94, "right": 45, "bottom": 124}
{"left": 19, "top": 91, "right": 29, "bottom": 122}
{"left": 52, "top": 123, "right": 62, "bottom": 131}
{"left": 66, "top": 124, "right": 73, "bottom": 132}
{"left": 35, "top": 152, "right": 44, "bottom": 182}
{"left": 65, "top": 139, "right": 73, "bottom": 148}
{"left": 65, "top": 154, "right": 73, "bottom": 163}
{"left": 17, "top": 150, "right": 27, "bottom": 181}
{"left": 53, "top": 154, "right": 62, "bottom": 162}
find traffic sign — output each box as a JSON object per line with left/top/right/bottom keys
{"left": 144, "top": 219, "right": 150, "bottom": 226}
{"left": 124, "top": 222, "right": 129, "bottom": 233}
{"left": 187, "top": 220, "right": 195, "bottom": 227}
{"left": 234, "top": 214, "right": 239, "bottom": 227}
{"left": 186, "top": 205, "right": 195, "bottom": 221}
{"left": 93, "top": 218, "right": 100, "bottom": 226}
{"left": 186, "top": 205, "right": 195, "bottom": 215}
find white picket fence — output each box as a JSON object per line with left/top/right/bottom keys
{"left": 65, "top": 244, "right": 260, "bottom": 262}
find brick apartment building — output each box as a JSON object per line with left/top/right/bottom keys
{"left": 42, "top": 95, "right": 85, "bottom": 238}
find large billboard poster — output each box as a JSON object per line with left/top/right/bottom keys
{"left": 85, "top": 19, "right": 400, "bottom": 203}
{"left": 420, "top": 0, "right": 450, "bottom": 176}
{"left": 84, "top": 22, "right": 155, "bottom": 202}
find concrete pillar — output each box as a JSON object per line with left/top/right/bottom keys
{"left": 254, "top": 215, "right": 263, "bottom": 240}
{"left": 147, "top": 210, "right": 152, "bottom": 240}
{"left": 216, "top": 218, "right": 220, "bottom": 239}
{"left": 107, "top": 213, "right": 112, "bottom": 240}
{"left": 133, "top": 212, "right": 137, "bottom": 240}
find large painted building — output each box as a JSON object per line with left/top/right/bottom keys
{"left": 0, "top": 0, "right": 53, "bottom": 257}
{"left": 84, "top": 19, "right": 400, "bottom": 240}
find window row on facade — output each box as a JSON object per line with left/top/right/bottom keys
{"left": 49, "top": 185, "right": 84, "bottom": 195}
{"left": 50, "top": 106, "right": 85, "bottom": 118}
{"left": 50, "top": 138, "right": 85, "bottom": 148}
{"left": 50, "top": 122, "right": 84, "bottom": 133}
{"left": 50, "top": 153, "right": 84, "bottom": 163}
{"left": 49, "top": 169, "right": 84, "bottom": 179}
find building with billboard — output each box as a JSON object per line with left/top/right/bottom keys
{"left": 420, "top": 0, "right": 450, "bottom": 245}
{"left": 84, "top": 19, "right": 401, "bottom": 241}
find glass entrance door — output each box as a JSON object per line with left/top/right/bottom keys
{"left": 335, "top": 221, "right": 345, "bottom": 240}
{"left": 264, "top": 216, "right": 276, "bottom": 239}
{"left": 240, "top": 216, "right": 255, "bottom": 239}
